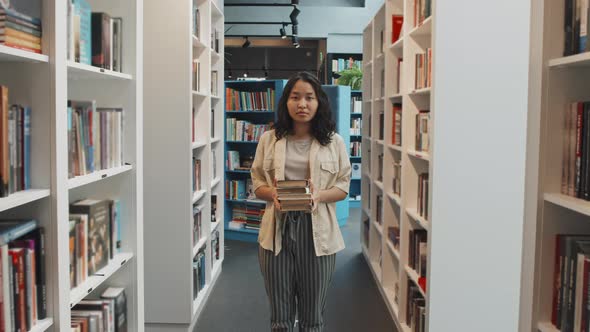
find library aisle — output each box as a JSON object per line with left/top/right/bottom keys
{"left": 195, "top": 207, "right": 395, "bottom": 332}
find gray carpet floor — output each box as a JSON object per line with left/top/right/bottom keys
{"left": 194, "top": 207, "right": 396, "bottom": 332}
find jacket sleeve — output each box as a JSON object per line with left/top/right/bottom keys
{"left": 333, "top": 135, "right": 351, "bottom": 194}
{"left": 251, "top": 131, "right": 269, "bottom": 193}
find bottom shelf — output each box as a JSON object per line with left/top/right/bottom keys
{"left": 192, "top": 284, "right": 211, "bottom": 317}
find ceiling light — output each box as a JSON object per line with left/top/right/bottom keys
{"left": 242, "top": 36, "right": 251, "bottom": 48}
{"left": 290, "top": 6, "right": 300, "bottom": 25}
{"left": 280, "top": 25, "right": 287, "bottom": 39}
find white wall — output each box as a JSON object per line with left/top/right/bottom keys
{"left": 428, "top": 0, "right": 533, "bottom": 331}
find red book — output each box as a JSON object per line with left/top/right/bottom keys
{"left": 392, "top": 15, "right": 403, "bottom": 44}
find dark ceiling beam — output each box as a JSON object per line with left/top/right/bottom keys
{"left": 225, "top": 21, "right": 292, "bottom": 25}
{"left": 224, "top": 3, "right": 294, "bottom": 7}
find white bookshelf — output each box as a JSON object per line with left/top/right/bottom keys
{"left": 0, "top": 0, "right": 145, "bottom": 331}
{"left": 143, "top": 0, "right": 224, "bottom": 331}
{"left": 361, "top": 0, "right": 433, "bottom": 331}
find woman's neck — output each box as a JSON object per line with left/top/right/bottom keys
{"left": 291, "top": 122, "right": 311, "bottom": 140}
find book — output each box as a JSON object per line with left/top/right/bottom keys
{"left": 70, "top": 199, "right": 111, "bottom": 275}
{"left": 392, "top": 15, "right": 403, "bottom": 44}
{"left": 276, "top": 180, "right": 312, "bottom": 212}
{"left": 101, "top": 287, "right": 127, "bottom": 332}
{"left": 0, "top": 220, "right": 37, "bottom": 247}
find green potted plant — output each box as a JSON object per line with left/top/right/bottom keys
{"left": 335, "top": 65, "right": 363, "bottom": 90}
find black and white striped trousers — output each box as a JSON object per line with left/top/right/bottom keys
{"left": 258, "top": 211, "right": 337, "bottom": 332}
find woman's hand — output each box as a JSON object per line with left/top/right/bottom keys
{"left": 309, "top": 179, "right": 322, "bottom": 212}
{"left": 272, "top": 178, "right": 281, "bottom": 211}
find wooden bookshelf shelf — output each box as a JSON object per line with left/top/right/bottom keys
{"left": 376, "top": 139, "right": 385, "bottom": 145}
{"left": 376, "top": 52, "right": 385, "bottom": 61}
{"left": 192, "top": 283, "right": 210, "bottom": 317}
{"left": 226, "top": 198, "right": 266, "bottom": 204}
{"left": 226, "top": 140, "right": 259, "bottom": 144}
{"left": 225, "top": 169, "right": 251, "bottom": 174}
{"left": 211, "top": 50, "right": 221, "bottom": 61}
{"left": 0, "top": 189, "right": 50, "bottom": 213}
{"left": 373, "top": 220, "right": 383, "bottom": 235}
{"left": 68, "top": 165, "right": 133, "bottom": 190}
{"left": 389, "top": 38, "right": 404, "bottom": 52}
{"left": 409, "top": 16, "right": 433, "bottom": 38}
{"left": 0, "top": 45, "right": 48, "bottom": 63}
{"left": 211, "top": 137, "right": 221, "bottom": 144}
{"left": 192, "top": 35, "right": 208, "bottom": 49}
{"left": 390, "top": 93, "right": 403, "bottom": 100}
{"left": 193, "top": 90, "right": 209, "bottom": 98}
{"left": 537, "top": 322, "right": 559, "bottom": 332}
{"left": 363, "top": 206, "right": 371, "bottom": 216}
{"left": 405, "top": 265, "right": 426, "bottom": 297}
{"left": 548, "top": 51, "right": 590, "bottom": 68}
{"left": 70, "top": 252, "right": 134, "bottom": 308}
{"left": 192, "top": 190, "right": 207, "bottom": 204}
{"left": 211, "top": 221, "right": 220, "bottom": 233}
{"left": 67, "top": 61, "right": 133, "bottom": 80}
{"left": 30, "top": 318, "right": 54, "bottom": 332}
{"left": 387, "top": 240, "right": 400, "bottom": 261}
{"left": 192, "top": 140, "right": 207, "bottom": 149}
{"left": 407, "top": 149, "right": 431, "bottom": 161}
{"left": 227, "top": 227, "right": 260, "bottom": 234}
{"left": 225, "top": 110, "right": 274, "bottom": 114}
{"left": 211, "top": 177, "right": 221, "bottom": 188}
{"left": 375, "top": 180, "right": 384, "bottom": 190}
{"left": 387, "top": 192, "right": 401, "bottom": 207}
{"left": 388, "top": 144, "right": 403, "bottom": 152}
{"left": 193, "top": 237, "right": 208, "bottom": 257}
{"left": 365, "top": 60, "right": 373, "bottom": 67}
{"left": 544, "top": 192, "right": 590, "bottom": 217}
{"left": 384, "top": 287, "right": 400, "bottom": 319}
{"left": 406, "top": 208, "right": 430, "bottom": 231}
{"left": 408, "top": 87, "right": 432, "bottom": 97}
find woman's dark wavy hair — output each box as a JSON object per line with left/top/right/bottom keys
{"left": 273, "top": 72, "right": 336, "bottom": 146}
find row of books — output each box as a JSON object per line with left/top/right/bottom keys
{"left": 564, "top": 0, "right": 590, "bottom": 56}
{"left": 351, "top": 96, "right": 362, "bottom": 114}
{"left": 350, "top": 118, "right": 362, "bottom": 135}
{"left": 211, "top": 230, "right": 220, "bottom": 263}
{"left": 415, "top": 111, "right": 430, "bottom": 153}
{"left": 417, "top": 173, "right": 429, "bottom": 220}
{"left": 67, "top": 1, "right": 123, "bottom": 72}
{"left": 226, "top": 118, "right": 271, "bottom": 142}
{"left": 408, "top": 229, "right": 427, "bottom": 282}
{"left": 378, "top": 110, "right": 385, "bottom": 141}
{"left": 225, "top": 180, "right": 249, "bottom": 201}
{"left": 396, "top": 58, "right": 404, "bottom": 95}
{"left": 0, "top": 86, "right": 32, "bottom": 197}
{"left": 376, "top": 195, "right": 383, "bottom": 225}
{"left": 392, "top": 161, "right": 402, "bottom": 196}
{"left": 350, "top": 141, "right": 361, "bottom": 157}
{"left": 211, "top": 71, "right": 218, "bottom": 97}
{"left": 69, "top": 199, "right": 121, "bottom": 289}
{"left": 0, "top": 6, "right": 42, "bottom": 54}
{"left": 67, "top": 101, "right": 124, "bottom": 179}
{"left": 414, "top": 0, "right": 432, "bottom": 28}
{"left": 415, "top": 49, "right": 432, "bottom": 90}
{"left": 193, "top": 247, "right": 206, "bottom": 300}
{"left": 550, "top": 234, "right": 590, "bottom": 331}
{"left": 388, "top": 226, "right": 400, "bottom": 251}
{"left": 331, "top": 57, "right": 362, "bottom": 85}
{"left": 229, "top": 205, "right": 265, "bottom": 231}
{"left": 378, "top": 153, "right": 384, "bottom": 182}
{"left": 71, "top": 287, "right": 127, "bottom": 332}
{"left": 392, "top": 104, "right": 402, "bottom": 146}
{"left": 193, "top": 157, "right": 201, "bottom": 193}
{"left": 351, "top": 162, "right": 361, "bottom": 179}
{"left": 193, "top": 6, "right": 201, "bottom": 39}
{"left": 193, "top": 60, "right": 201, "bottom": 92}
{"left": 392, "top": 15, "right": 403, "bottom": 44}
{"left": 224, "top": 88, "right": 276, "bottom": 112}
{"left": 561, "top": 101, "right": 590, "bottom": 199}
{"left": 193, "top": 205, "right": 203, "bottom": 246}
{"left": 0, "top": 221, "right": 47, "bottom": 332}
{"left": 407, "top": 284, "right": 426, "bottom": 332}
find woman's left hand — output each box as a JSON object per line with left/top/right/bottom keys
{"left": 309, "top": 179, "right": 321, "bottom": 212}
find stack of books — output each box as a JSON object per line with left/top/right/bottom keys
{"left": 0, "top": 6, "right": 42, "bottom": 54}
{"left": 277, "top": 180, "right": 312, "bottom": 212}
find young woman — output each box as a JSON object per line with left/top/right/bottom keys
{"left": 250, "top": 72, "right": 351, "bottom": 331}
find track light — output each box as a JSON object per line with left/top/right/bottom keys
{"left": 291, "top": 35, "right": 300, "bottom": 48}
{"left": 242, "top": 36, "right": 251, "bottom": 48}
{"left": 290, "top": 6, "right": 300, "bottom": 25}
{"left": 292, "top": 24, "right": 298, "bottom": 36}
{"left": 280, "top": 24, "right": 287, "bottom": 39}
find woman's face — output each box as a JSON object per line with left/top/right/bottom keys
{"left": 287, "top": 79, "right": 319, "bottom": 124}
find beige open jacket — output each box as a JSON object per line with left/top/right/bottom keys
{"left": 250, "top": 129, "right": 352, "bottom": 256}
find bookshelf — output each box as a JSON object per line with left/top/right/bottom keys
{"left": 350, "top": 89, "right": 363, "bottom": 206}
{"left": 143, "top": 0, "right": 224, "bottom": 330}
{"left": 223, "top": 79, "right": 286, "bottom": 243}
{"left": 361, "top": 0, "right": 432, "bottom": 331}
{"left": 526, "top": 0, "right": 590, "bottom": 331}
{"left": 0, "top": 0, "right": 145, "bottom": 330}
